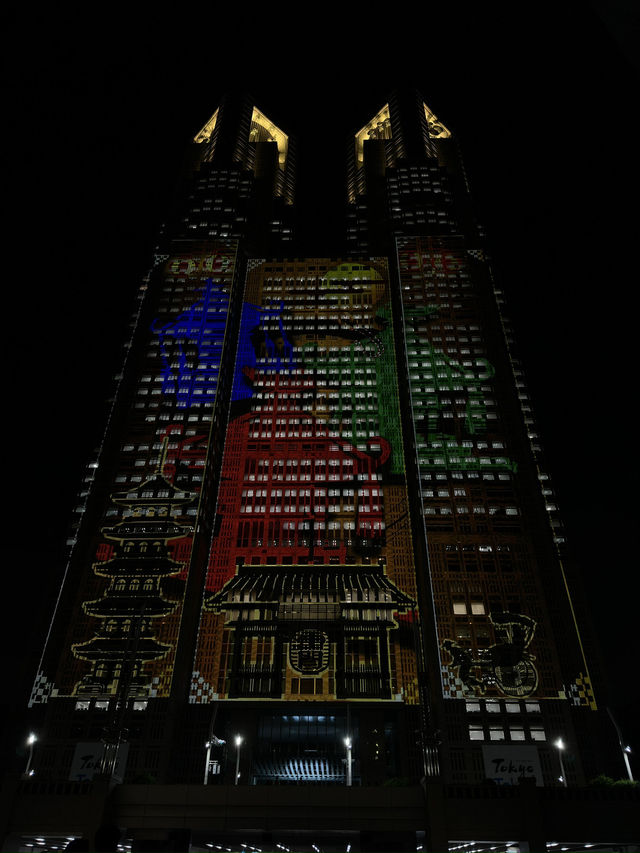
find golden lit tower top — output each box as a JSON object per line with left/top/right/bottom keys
{"left": 192, "top": 95, "right": 294, "bottom": 206}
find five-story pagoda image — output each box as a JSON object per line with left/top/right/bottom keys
{"left": 72, "top": 442, "right": 195, "bottom": 698}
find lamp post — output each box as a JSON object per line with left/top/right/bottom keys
{"left": 204, "top": 741, "right": 212, "bottom": 785}
{"left": 607, "top": 707, "right": 634, "bottom": 781}
{"left": 554, "top": 737, "right": 567, "bottom": 787}
{"left": 344, "top": 736, "right": 352, "bottom": 787}
{"left": 234, "top": 735, "right": 243, "bottom": 785}
{"left": 24, "top": 733, "right": 37, "bottom": 778}
{"left": 622, "top": 745, "right": 634, "bottom": 782}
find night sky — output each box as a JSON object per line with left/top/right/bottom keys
{"left": 4, "top": 4, "right": 638, "bottom": 769}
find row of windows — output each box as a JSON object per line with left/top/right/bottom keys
{"left": 408, "top": 339, "right": 483, "bottom": 348}
{"left": 242, "top": 487, "right": 380, "bottom": 497}
{"left": 75, "top": 699, "right": 148, "bottom": 712}
{"left": 452, "top": 601, "right": 485, "bottom": 615}
{"left": 247, "top": 369, "right": 377, "bottom": 381}
{"left": 466, "top": 700, "right": 541, "bottom": 713}
{"left": 135, "top": 413, "right": 212, "bottom": 423}
{"left": 422, "top": 472, "right": 511, "bottom": 482}
{"left": 425, "top": 506, "right": 520, "bottom": 516}
{"left": 424, "top": 481, "right": 510, "bottom": 496}
{"left": 240, "top": 506, "right": 382, "bottom": 516}
{"left": 469, "top": 724, "right": 546, "bottom": 742}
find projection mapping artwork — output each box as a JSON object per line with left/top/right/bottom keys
{"left": 29, "top": 248, "right": 236, "bottom": 705}
{"left": 441, "top": 612, "right": 539, "bottom": 698}
{"left": 191, "top": 259, "right": 420, "bottom": 704}
{"left": 153, "top": 277, "right": 230, "bottom": 409}
{"left": 397, "top": 236, "right": 595, "bottom": 706}
{"left": 31, "top": 240, "right": 594, "bottom": 711}
{"left": 71, "top": 453, "right": 197, "bottom": 697}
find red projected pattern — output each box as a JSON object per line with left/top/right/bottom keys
{"left": 206, "top": 366, "right": 389, "bottom": 592}
{"left": 191, "top": 259, "right": 420, "bottom": 706}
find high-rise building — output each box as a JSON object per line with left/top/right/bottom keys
{"left": 6, "top": 90, "right": 635, "bottom": 851}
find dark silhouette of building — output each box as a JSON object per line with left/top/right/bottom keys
{"left": 2, "top": 90, "right": 637, "bottom": 853}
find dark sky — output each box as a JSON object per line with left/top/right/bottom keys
{"left": 4, "top": 4, "right": 638, "bottom": 765}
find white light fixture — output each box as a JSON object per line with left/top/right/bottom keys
{"left": 24, "top": 733, "right": 38, "bottom": 779}
{"left": 203, "top": 741, "right": 211, "bottom": 786}
{"left": 235, "top": 736, "right": 243, "bottom": 785}
{"left": 621, "top": 744, "right": 634, "bottom": 781}
{"left": 554, "top": 738, "right": 567, "bottom": 786}
{"left": 344, "top": 736, "right": 353, "bottom": 787}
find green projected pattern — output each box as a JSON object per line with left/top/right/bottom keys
{"left": 397, "top": 237, "right": 596, "bottom": 708}
{"left": 401, "top": 306, "right": 514, "bottom": 474}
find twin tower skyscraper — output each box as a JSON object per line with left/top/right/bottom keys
{"left": 29, "top": 90, "right": 615, "bottom": 792}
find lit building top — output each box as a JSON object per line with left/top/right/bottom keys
{"left": 354, "top": 103, "right": 392, "bottom": 167}
{"left": 249, "top": 106, "right": 289, "bottom": 170}
{"left": 194, "top": 107, "right": 219, "bottom": 144}
{"left": 423, "top": 102, "right": 451, "bottom": 139}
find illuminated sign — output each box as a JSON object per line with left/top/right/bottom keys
{"left": 482, "top": 745, "right": 543, "bottom": 786}
{"left": 69, "top": 742, "right": 129, "bottom": 783}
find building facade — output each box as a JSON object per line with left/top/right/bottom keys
{"left": 25, "top": 90, "right": 619, "bottom": 805}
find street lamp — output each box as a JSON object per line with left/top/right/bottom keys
{"left": 344, "top": 736, "right": 352, "bottom": 787}
{"left": 24, "top": 733, "right": 37, "bottom": 778}
{"left": 204, "top": 741, "right": 212, "bottom": 785}
{"left": 554, "top": 737, "right": 567, "bottom": 787}
{"left": 622, "top": 745, "right": 634, "bottom": 782}
{"left": 607, "top": 707, "right": 634, "bottom": 782}
{"left": 234, "top": 735, "right": 243, "bottom": 785}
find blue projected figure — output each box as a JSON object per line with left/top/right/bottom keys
{"left": 152, "top": 284, "right": 297, "bottom": 408}
{"left": 152, "top": 279, "right": 229, "bottom": 408}
{"left": 232, "top": 301, "right": 296, "bottom": 401}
